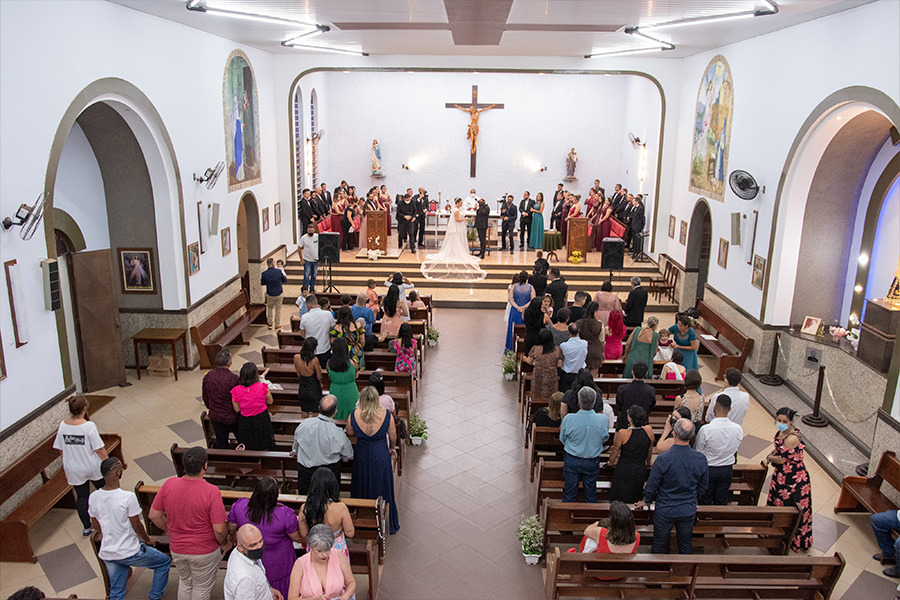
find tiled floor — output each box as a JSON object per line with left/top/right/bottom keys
{"left": 0, "top": 307, "right": 897, "bottom": 599}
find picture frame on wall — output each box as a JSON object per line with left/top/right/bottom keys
{"left": 118, "top": 248, "right": 156, "bottom": 294}
{"left": 221, "top": 226, "right": 231, "bottom": 257}
{"left": 274, "top": 202, "right": 281, "bottom": 226}
{"left": 800, "top": 316, "right": 821, "bottom": 336}
{"left": 262, "top": 207, "right": 270, "bottom": 232}
{"left": 751, "top": 254, "right": 766, "bottom": 289}
{"left": 679, "top": 220, "right": 688, "bottom": 245}
{"left": 717, "top": 238, "right": 729, "bottom": 269}
{"left": 188, "top": 242, "right": 200, "bottom": 275}
{"left": 668, "top": 215, "right": 676, "bottom": 239}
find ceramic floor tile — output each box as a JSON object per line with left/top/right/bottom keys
{"left": 812, "top": 513, "right": 851, "bottom": 553}
{"left": 838, "top": 569, "right": 899, "bottom": 600}
{"left": 167, "top": 418, "right": 205, "bottom": 444}
{"left": 37, "top": 543, "right": 96, "bottom": 593}
{"left": 737, "top": 433, "right": 771, "bottom": 459}
{"left": 133, "top": 451, "right": 177, "bottom": 482}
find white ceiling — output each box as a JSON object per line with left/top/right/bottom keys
{"left": 107, "top": 0, "right": 874, "bottom": 57}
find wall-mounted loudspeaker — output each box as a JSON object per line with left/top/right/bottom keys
{"left": 41, "top": 258, "right": 61, "bottom": 311}
{"left": 319, "top": 232, "right": 340, "bottom": 264}
{"left": 600, "top": 238, "right": 624, "bottom": 270}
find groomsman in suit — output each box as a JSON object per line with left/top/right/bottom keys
{"left": 475, "top": 197, "right": 490, "bottom": 258}
{"left": 500, "top": 195, "right": 517, "bottom": 252}
{"left": 518, "top": 191, "right": 534, "bottom": 249}
{"left": 610, "top": 184, "right": 624, "bottom": 208}
{"left": 319, "top": 183, "right": 332, "bottom": 212}
{"left": 414, "top": 187, "right": 429, "bottom": 247}
{"left": 298, "top": 188, "right": 315, "bottom": 233}
{"left": 622, "top": 194, "right": 636, "bottom": 250}
{"left": 550, "top": 183, "right": 566, "bottom": 230}
{"left": 630, "top": 195, "right": 646, "bottom": 258}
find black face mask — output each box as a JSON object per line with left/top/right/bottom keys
{"left": 245, "top": 546, "right": 264, "bottom": 561}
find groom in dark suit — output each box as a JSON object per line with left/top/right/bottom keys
{"left": 518, "top": 191, "right": 534, "bottom": 249}
{"left": 475, "top": 197, "right": 490, "bottom": 258}
{"left": 550, "top": 184, "right": 566, "bottom": 230}
{"left": 500, "top": 195, "right": 517, "bottom": 252}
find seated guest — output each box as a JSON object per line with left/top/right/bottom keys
{"left": 231, "top": 362, "right": 275, "bottom": 451}
{"left": 614, "top": 362, "right": 656, "bottom": 430}
{"left": 568, "top": 291, "right": 590, "bottom": 322}
{"left": 695, "top": 395, "right": 744, "bottom": 505}
{"left": 293, "top": 337, "right": 324, "bottom": 414}
{"left": 608, "top": 406, "right": 654, "bottom": 503}
{"left": 870, "top": 509, "right": 900, "bottom": 579}
{"left": 298, "top": 468, "right": 355, "bottom": 557}
{"left": 593, "top": 281, "right": 622, "bottom": 325}
{"left": 604, "top": 310, "right": 627, "bottom": 361}
{"left": 654, "top": 328, "right": 674, "bottom": 362}
{"left": 560, "top": 388, "right": 610, "bottom": 503}
{"left": 704, "top": 367, "right": 751, "bottom": 426}
{"left": 351, "top": 292, "right": 375, "bottom": 335}
{"left": 546, "top": 307, "right": 571, "bottom": 346}
{"left": 558, "top": 323, "right": 588, "bottom": 391}
{"left": 656, "top": 407, "right": 694, "bottom": 453}
{"left": 224, "top": 524, "right": 281, "bottom": 600}
{"left": 390, "top": 322, "right": 418, "bottom": 378}
{"left": 287, "top": 524, "right": 356, "bottom": 600}
{"left": 660, "top": 349, "right": 686, "bottom": 400}
{"left": 202, "top": 348, "right": 240, "bottom": 449}
{"left": 533, "top": 391, "right": 563, "bottom": 428}
{"left": 679, "top": 370, "right": 705, "bottom": 427}
{"left": 291, "top": 395, "right": 353, "bottom": 495}
{"left": 525, "top": 329, "right": 563, "bottom": 408}
{"left": 227, "top": 478, "right": 301, "bottom": 599}
{"left": 407, "top": 290, "right": 426, "bottom": 309}
{"left": 575, "top": 500, "right": 640, "bottom": 555}
{"left": 623, "top": 276, "right": 648, "bottom": 327}
{"left": 368, "top": 371, "right": 395, "bottom": 412}
{"left": 560, "top": 369, "right": 615, "bottom": 431}
{"left": 379, "top": 284, "right": 408, "bottom": 337}
{"left": 364, "top": 279, "right": 379, "bottom": 311}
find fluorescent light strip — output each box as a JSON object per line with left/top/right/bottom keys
{"left": 641, "top": 11, "right": 756, "bottom": 30}
{"left": 281, "top": 42, "right": 369, "bottom": 57}
{"left": 186, "top": 1, "right": 320, "bottom": 29}
{"left": 585, "top": 47, "right": 667, "bottom": 59}
{"left": 283, "top": 29, "right": 326, "bottom": 45}
{"left": 624, "top": 28, "right": 675, "bottom": 51}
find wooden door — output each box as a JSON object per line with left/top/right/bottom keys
{"left": 66, "top": 250, "right": 125, "bottom": 391}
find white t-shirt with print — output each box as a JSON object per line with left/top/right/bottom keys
{"left": 88, "top": 488, "right": 142, "bottom": 561}
{"left": 53, "top": 421, "right": 104, "bottom": 485}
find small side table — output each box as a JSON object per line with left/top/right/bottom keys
{"left": 542, "top": 230, "right": 563, "bottom": 262}
{"left": 132, "top": 328, "right": 189, "bottom": 381}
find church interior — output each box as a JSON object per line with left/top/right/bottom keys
{"left": 0, "top": 1, "right": 898, "bottom": 598}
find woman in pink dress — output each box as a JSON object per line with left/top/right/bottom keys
{"left": 584, "top": 191, "right": 600, "bottom": 248}
{"left": 287, "top": 524, "right": 356, "bottom": 600}
{"left": 604, "top": 310, "right": 627, "bottom": 360}
{"left": 378, "top": 185, "right": 391, "bottom": 239}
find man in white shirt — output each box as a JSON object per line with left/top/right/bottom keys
{"left": 695, "top": 395, "right": 744, "bottom": 505}
{"left": 463, "top": 188, "right": 481, "bottom": 212}
{"left": 224, "top": 524, "right": 281, "bottom": 600}
{"left": 704, "top": 368, "right": 750, "bottom": 425}
{"left": 297, "top": 223, "right": 319, "bottom": 293}
{"left": 559, "top": 323, "right": 588, "bottom": 391}
{"left": 299, "top": 295, "right": 336, "bottom": 365}
{"left": 88, "top": 457, "right": 171, "bottom": 600}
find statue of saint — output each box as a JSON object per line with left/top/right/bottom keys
{"left": 452, "top": 104, "right": 497, "bottom": 154}
{"left": 371, "top": 139, "right": 382, "bottom": 175}
{"left": 566, "top": 148, "right": 578, "bottom": 178}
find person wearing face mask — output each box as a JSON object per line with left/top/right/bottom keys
{"left": 225, "top": 523, "right": 284, "bottom": 600}
{"left": 764, "top": 407, "right": 813, "bottom": 552}
{"left": 298, "top": 223, "right": 320, "bottom": 294}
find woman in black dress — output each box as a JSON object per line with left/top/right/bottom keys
{"left": 608, "top": 405, "right": 654, "bottom": 503}
{"left": 293, "top": 336, "right": 324, "bottom": 413}
{"left": 522, "top": 297, "right": 547, "bottom": 355}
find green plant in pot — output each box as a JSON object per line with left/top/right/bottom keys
{"left": 502, "top": 350, "right": 516, "bottom": 380}
{"left": 409, "top": 411, "right": 428, "bottom": 446}
{"left": 517, "top": 514, "right": 542, "bottom": 563}
{"left": 426, "top": 325, "right": 439, "bottom": 346}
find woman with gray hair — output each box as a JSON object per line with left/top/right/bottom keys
{"left": 622, "top": 315, "right": 660, "bottom": 378}
{"left": 287, "top": 523, "right": 356, "bottom": 600}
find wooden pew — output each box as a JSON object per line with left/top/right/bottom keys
{"left": 264, "top": 368, "right": 416, "bottom": 410}
{"left": 190, "top": 289, "right": 266, "bottom": 369}
{"left": 264, "top": 346, "right": 407, "bottom": 375}
{"left": 0, "top": 433, "right": 124, "bottom": 562}
{"left": 277, "top": 330, "right": 426, "bottom": 377}
{"left": 695, "top": 298, "right": 754, "bottom": 381}
{"left": 834, "top": 450, "right": 900, "bottom": 515}
{"left": 544, "top": 550, "right": 845, "bottom": 600}
{"left": 541, "top": 502, "right": 800, "bottom": 559}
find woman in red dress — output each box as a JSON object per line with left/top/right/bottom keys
{"left": 765, "top": 407, "right": 813, "bottom": 551}
{"left": 584, "top": 190, "right": 600, "bottom": 249}
{"left": 331, "top": 190, "right": 348, "bottom": 247}
{"left": 569, "top": 500, "right": 640, "bottom": 581}
{"left": 562, "top": 194, "right": 582, "bottom": 249}
{"left": 595, "top": 197, "right": 614, "bottom": 251}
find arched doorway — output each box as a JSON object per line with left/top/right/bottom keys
{"left": 685, "top": 199, "right": 712, "bottom": 304}
{"left": 237, "top": 191, "right": 261, "bottom": 300}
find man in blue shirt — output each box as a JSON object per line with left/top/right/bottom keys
{"left": 636, "top": 418, "right": 708, "bottom": 554}
{"left": 559, "top": 387, "right": 609, "bottom": 502}
{"left": 260, "top": 257, "right": 287, "bottom": 330}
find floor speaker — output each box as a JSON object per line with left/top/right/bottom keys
{"left": 601, "top": 237, "right": 624, "bottom": 269}
{"left": 319, "top": 232, "right": 340, "bottom": 263}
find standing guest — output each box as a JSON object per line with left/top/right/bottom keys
{"left": 568, "top": 290, "right": 589, "bottom": 323}
{"left": 261, "top": 258, "right": 287, "bottom": 330}
{"left": 330, "top": 191, "right": 348, "bottom": 247}
{"left": 89, "top": 457, "right": 170, "bottom": 600}
{"left": 655, "top": 407, "right": 695, "bottom": 454}
{"left": 559, "top": 323, "right": 589, "bottom": 392}
{"left": 291, "top": 395, "right": 353, "bottom": 495}
{"left": 232, "top": 362, "right": 275, "bottom": 451}
{"left": 623, "top": 276, "right": 648, "bottom": 327}
{"left": 529, "top": 192, "right": 546, "bottom": 250}
{"left": 679, "top": 370, "right": 706, "bottom": 427}
{"left": 297, "top": 188, "right": 315, "bottom": 235}
{"left": 704, "top": 368, "right": 751, "bottom": 425}
{"left": 351, "top": 292, "right": 376, "bottom": 336}
{"left": 524, "top": 329, "right": 563, "bottom": 407}
{"left": 669, "top": 315, "right": 700, "bottom": 375}
{"left": 227, "top": 479, "right": 300, "bottom": 599}
{"left": 505, "top": 271, "right": 534, "bottom": 351}
{"left": 286, "top": 524, "right": 356, "bottom": 600}
{"left": 474, "top": 196, "right": 491, "bottom": 258}
{"left": 149, "top": 447, "right": 230, "bottom": 600}
{"left": 546, "top": 268, "right": 569, "bottom": 317}
{"left": 202, "top": 348, "right": 240, "bottom": 449}
{"left": 293, "top": 337, "right": 324, "bottom": 414}
{"left": 330, "top": 306, "right": 365, "bottom": 371}
{"left": 636, "top": 419, "right": 708, "bottom": 554}
{"left": 379, "top": 284, "right": 408, "bottom": 337}
{"left": 593, "top": 281, "right": 623, "bottom": 325}
{"left": 629, "top": 195, "right": 646, "bottom": 258}
{"left": 528, "top": 265, "right": 548, "bottom": 298}
{"left": 224, "top": 524, "right": 283, "bottom": 600}
{"left": 614, "top": 362, "right": 656, "bottom": 431}
{"left": 349, "top": 387, "right": 400, "bottom": 534}
{"left": 870, "top": 510, "right": 900, "bottom": 579}
{"left": 576, "top": 501, "right": 640, "bottom": 556}
{"left": 298, "top": 223, "right": 319, "bottom": 293}
{"left": 765, "top": 407, "right": 813, "bottom": 551}
{"left": 390, "top": 322, "right": 418, "bottom": 377}
{"left": 594, "top": 196, "right": 614, "bottom": 251}
{"left": 414, "top": 186, "right": 429, "bottom": 247}
{"left": 364, "top": 279, "right": 379, "bottom": 311}
{"left": 695, "top": 395, "right": 744, "bottom": 505}
{"left": 534, "top": 250, "right": 550, "bottom": 276}
{"left": 299, "top": 468, "right": 355, "bottom": 556}
{"left": 384, "top": 272, "right": 414, "bottom": 318}
{"left": 547, "top": 307, "right": 572, "bottom": 346}
{"left": 550, "top": 183, "right": 566, "bottom": 230}
{"left": 519, "top": 191, "right": 534, "bottom": 249}
{"left": 327, "top": 338, "right": 359, "bottom": 421}
{"left": 396, "top": 193, "right": 417, "bottom": 251}
{"left": 533, "top": 391, "right": 564, "bottom": 428}
{"left": 608, "top": 406, "right": 654, "bottom": 503}
{"left": 559, "top": 387, "right": 610, "bottom": 503}
{"left": 500, "top": 194, "right": 517, "bottom": 252}
{"left": 622, "top": 316, "right": 660, "bottom": 378}
{"left": 576, "top": 302, "right": 606, "bottom": 376}
{"left": 299, "top": 295, "right": 336, "bottom": 367}
{"left": 604, "top": 310, "right": 627, "bottom": 360}
{"left": 340, "top": 198, "right": 358, "bottom": 251}
{"left": 522, "top": 297, "right": 547, "bottom": 356}
{"left": 368, "top": 371, "right": 396, "bottom": 413}
{"left": 54, "top": 395, "right": 109, "bottom": 538}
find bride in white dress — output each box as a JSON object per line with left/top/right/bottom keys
{"left": 420, "top": 197, "right": 487, "bottom": 281}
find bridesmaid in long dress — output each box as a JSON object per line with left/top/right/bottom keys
{"left": 608, "top": 405, "right": 654, "bottom": 503}
{"left": 348, "top": 387, "right": 399, "bottom": 534}
{"left": 331, "top": 191, "right": 348, "bottom": 247}
{"left": 529, "top": 192, "right": 546, "bottom": 250}
{"left": 379, "top": 185, "right": 392, "bottom": 240}
{"left": 596, "top": 197, "right": 614, "bottom": 251}
{"left": 622, "top": 316, "right": 660, "bottom": 378}
{"left": 765, "top": 407, "right": 813, "bottom": 551}
{"left": 559, "top": 195, "right": 573, "bottom": 243}
{"left": 584, "top": 191, "right": 600, "bottom": 249}
{"left": 505, "top": 271, "right": 535, "bottom": 351}
{"left": 562, "top": 195, "right": 582, "bottom": 249}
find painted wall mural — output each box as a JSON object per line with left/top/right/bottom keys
{"left": 223, "top": 49, "right": 261, "bottom": 192}
{"left": 689, "top": 55, "right": 734, "bottom": 202}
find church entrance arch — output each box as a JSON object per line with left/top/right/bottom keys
{"left": 685, "top": 199, "right": 712, "bottom": 304}
{"left": 236, "top": 191, "right": 261, "bottom": 298}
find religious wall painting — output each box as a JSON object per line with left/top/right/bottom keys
{"left": 118, "top": 248, "right": 156, "bottom": 294}
{"left": 752, "top": 254, "right": 766, "bottom": 289}
{"left": 668, "top": 215, "right": 676, "bottom": 239}
{"left": 274, "top": 202, "right": 281, "bottom": 226}
{"left": 223, "top": 49, "right": 262, "bottom": 193}
{"left": 262, "top": 207, "right": 270, "bottom": 232}
{"left": 221, "top": 227, "right": 231, "bottom": 257}
{"left": 679, "top": 220, "right": 688, "bottom": 245}
{"left": 689, "top": 55, "right": 734, "bottom": 202}
{"left": 188, "top": 242, "right": 200, "bottom": 276}
{"left": 718, "top": 238, "right": 729, "bottom": 269}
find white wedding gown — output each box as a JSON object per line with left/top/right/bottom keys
{"left": 420, "top": 208, "right": 487, "bottom": 281}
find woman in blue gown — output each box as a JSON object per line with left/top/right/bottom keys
{"left": 668, "top": 314, "right": 700, "bottom": 375}
{"left": 349, "top": 387, "right": 399, "bottom": 534}
{"left": 505, "top": 271, "right": 535, "bottom": 351}
{"left": 529, "top": 192, "right": 546, "bottom": 250}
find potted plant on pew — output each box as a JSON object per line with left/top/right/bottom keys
{"left": 502, "top": 350, "right": 516, "bottom": 381}
{"left": 409, "top": 412, "right": 428, "bottom": 446}
{"left": 517, "top": 514, "right": 542, "bottom": 564}
{"left": 426, "top": 325, "right": 440, "bottom": 347}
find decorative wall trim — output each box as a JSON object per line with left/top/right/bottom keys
{"left": 118, "top": 274, "right": 241, "bottom": 314}
{"left": 250, "top": 244, "right": 287, "bottom": 264}
{"left": 877, "top": 408, "right": 900, "bottom": 434}
{"left": 704, "top": 284, "right": 783, "bottom": 331}
{"left": 0, "top": 384, "right": 75, "bottom": 443}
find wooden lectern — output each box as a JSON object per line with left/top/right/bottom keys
{"left": 566, "top": 217, "right": 589, "bottom": 259}
{"left": 366, "top": 211, "right": 388, "bottom": 252}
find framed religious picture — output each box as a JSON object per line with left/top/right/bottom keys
{"left": 751, "top": 254, "right": 766, "bottom": 289}
{"left": 668, "top": 215, "right": 676, "bottom": 239}
{"left": 274, "top": 202, "right": 281, "bottom": 226}
{"left": 188, "top": 242, "right": 200, "bottom": 276}
{"left": 679, "top": 220, "right": 688, "bottom": 245}
{"left": 221, "top": 226, "right": 231, "bottom": 257}
{"left": 800, "top": 316, "right": 821, "bottom": 336}
{"left": 262, "top": 207, "right": 270, "bottom": 232}
{"left": 717, "top": 238, "right": 729, "bottom": 269}
{"left": 118, "top": 248, "right": 156, "bottom": 294}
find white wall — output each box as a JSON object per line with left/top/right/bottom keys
{"left": 53, "top": 123, "right": 110, "bottom": 250}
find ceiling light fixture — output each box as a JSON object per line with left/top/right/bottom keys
{"left": 624, "top": 28, "right": 676, "bottom": 50}
{"left": 585, "top": 46, "right": 668, "bottom": 59}
{"left": 186, "top": 1, "right": 325, "bottom": 31}
{"left": 282, "top": 28, "right": 328, "bottom": 45}
{"left": 281, "top": 41, "right": 369, "bottom": 56}
{"left": 640, "top": 1, "right": 778, "bottom": 31}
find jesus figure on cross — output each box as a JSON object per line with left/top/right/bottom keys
{"left": 451, "top": 103, "right": 497, "bottom": 154}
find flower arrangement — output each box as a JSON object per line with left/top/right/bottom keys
{"left": 569, "top": 250, "right": 583, "bottom": 264}
{"left": 366, "top": 248, "right": 384, "bottom": 261}
{"left": 408, "top": 412, "right": 428, "bottom": 443}
{"left": 516, "top": 514, "right": 543, "bottom": 561}
{"left": 502, "top": 350, "right": 517, "bottom": 378}
{"left": 426, "top": 325, "right": 440, "bottom": 346}
{"left": 830, "top": 314, "right": 861, "bottom": 349}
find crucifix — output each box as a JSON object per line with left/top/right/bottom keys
{"left": 446, "top": 85, "right": 504, "bottom": 177}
